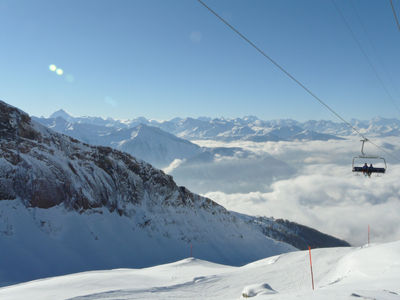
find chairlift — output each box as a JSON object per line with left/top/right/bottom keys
{"left": 352, "top": 139, "right": 386, "bottom": 176}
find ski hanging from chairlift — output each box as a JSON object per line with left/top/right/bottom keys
{"left": 352, "top": 138, "right": 386, "bottom": 176}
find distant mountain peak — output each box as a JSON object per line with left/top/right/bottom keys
{"left": 50, "top": 109, "right": 73, "bottom": 120}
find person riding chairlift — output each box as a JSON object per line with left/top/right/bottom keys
{"left": 368, "top": 163, "right": 374, "bottom": 177}
{"left": 362, "top": 163, "right": 368, "bottom": 176}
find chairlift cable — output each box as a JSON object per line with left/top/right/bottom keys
{"left": 197, "top": 0, "right": 400, "bottom": 163}
{"left": 363, "top": 139, "right": 400, "bottom": 163}
{"left": 196, "top": 0, "right": 363, "bottom": 137}
{"left": 390, "top": 0, "right": 400, "bottom": 31}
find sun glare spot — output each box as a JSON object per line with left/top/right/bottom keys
{"left": 56, "top": 68, "right": 64, "bottom": 76}
{"left": 49, "top": 64, "right": 57, "bottom": 72}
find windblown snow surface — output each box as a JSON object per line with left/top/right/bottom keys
{"left": 0, "top": 241, "right": 399, "bottom": 300}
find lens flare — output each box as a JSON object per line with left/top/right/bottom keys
{"left": 56, "top": 68, "right": 64, "bottom": 76}
{"left": 49, "top": 64, "right": 57, "bottom": 72}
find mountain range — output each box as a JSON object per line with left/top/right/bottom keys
{"left": 33, "top": 111, "right": 400, "bottom": 169}
{"left": 0, "top": 100, "right": 349, "bottom": 285}
{"left": 33, "top": 113, "right": 298, "bottom": 193}
{"left": 40, "top": 109, "right": 400, "bottom": 139}
{"left": 36, "top": 110, "right": 345, "bottom": 143}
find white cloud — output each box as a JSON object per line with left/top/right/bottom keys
{"left": 163, "top": 158, "right": 185, "bottom": 174}
{"left": 186, "top": 137, "right": 400, "bottom": 246}
{"left": 170, "top": 153, "right": 293, "bottom": 194}
{"left": 204, "top": 163, "right": 400, "bottom": 246}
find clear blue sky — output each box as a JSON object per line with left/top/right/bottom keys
{"left": 1, "top": 0, "right": 399, "bottom": 121}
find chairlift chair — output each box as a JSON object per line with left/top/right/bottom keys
{"left": 352, "top": 139, "right": 387, "bottom": 175}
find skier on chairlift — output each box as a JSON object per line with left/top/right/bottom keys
{"left": 352, "top": 139, "right": 387, "bottom": 175}
{"left": 362, "top": 163, "right": 368, "bottom": 175}
{"left": 368, "top": 163, "right": 374, "bottom": 177}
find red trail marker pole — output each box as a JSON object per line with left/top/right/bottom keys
{"left": 308, "top": 246, "right": 315, "bottom": 290}
{"left": 190, "top": 244, "right": 193, "bottom": 257}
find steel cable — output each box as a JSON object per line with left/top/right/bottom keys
{"left": 197, "top": 0, "right": 400, "bottom": 163}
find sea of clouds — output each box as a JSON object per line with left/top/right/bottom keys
{"left": 167, "top": 137, "right": 400, "bottom": 246}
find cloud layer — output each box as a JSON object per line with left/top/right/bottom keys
{"left": 182, "top": 137, "right": 400, "bottom": 246}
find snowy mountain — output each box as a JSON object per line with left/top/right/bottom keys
{"left": 49, "top": 109, "right": 140, "bottom": 128}
{"left": 111, "top": 124, "right": 203, "bottom": 168}
{"left": 37, "top": 112, "right": 400, "bottom": 145}
{"left": 33, "top": 116, "right": 204, "bottom": 168}
{"left": 49, "top": 109, "right": 74, "bottom": 122}
{"left": 33, "top": 113, "right": 343, "bottom": 170}
{"left": 157, "top": 117, "right": 343, "bottom": 142}
{"left": 35, "top": 114, "right": 343, "bottom": 145}
{"left": 0, "top": 241, "right": 398, "bottom": 299}
{"left": 33, "top": 115, "right": 297, "bottom": 192}
{"left": 303, "top": 117, "right": 400, "bottom": 137}
{"left": 0, "top": 100, "right": 350, "bottom": 286}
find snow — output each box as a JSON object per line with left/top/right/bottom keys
{"left": 0, "top": 241, "right": 399, "bottom": 300}
{"left": 241, "top": 283, "right": 277, "bottom": 297}
{"left": 0, "top": 199, "right": 295, "bottom": 286}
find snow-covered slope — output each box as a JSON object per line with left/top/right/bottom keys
{"left": 0, "top": 100, "right": 299, "bottom": 285}
{"left": 113, "top": 124, "right": 203, "bottom": 168}
{"left": 0, "top": 241, "right": 398, "bottom": 300}
{"left": 239, "top": 215, "right": 349, "bottom": 250}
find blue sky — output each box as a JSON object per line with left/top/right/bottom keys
{"left": 1, "top": 0, "right": 399, "bottom": 121}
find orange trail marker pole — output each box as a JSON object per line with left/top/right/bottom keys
{"left": 308, "top": 246, "right": 315, "bottom": 290}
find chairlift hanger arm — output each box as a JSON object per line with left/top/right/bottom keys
{"left": 360, "top": 138, "right": 368, "bottom": 156}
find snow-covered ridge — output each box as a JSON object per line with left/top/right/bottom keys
{"left": 239, "top": 214, "right": 349, "bottom": 250}
{"left": 1, "top": 101, "right": 190, "bottom": 210}
{"left": 0, "top": 241, "right": 398, "bottom": 300}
